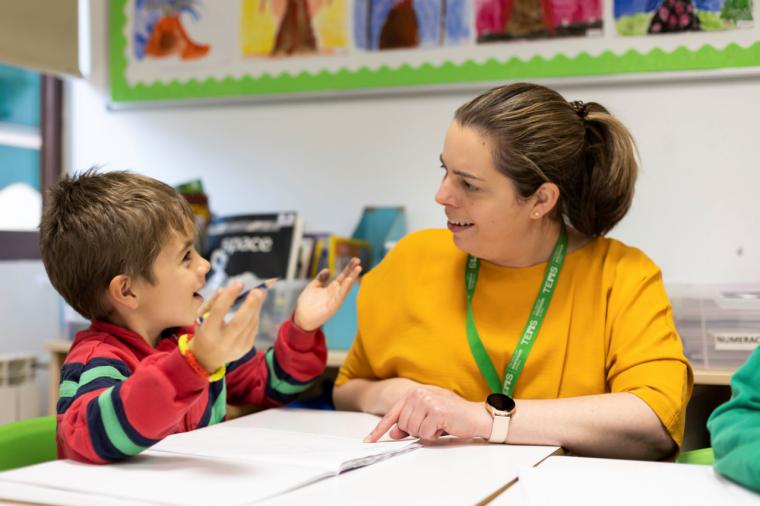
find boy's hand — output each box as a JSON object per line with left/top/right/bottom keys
{"left": 293, "top": 258, "right": 362, "bottom": 332}
{"left": 197, "top": 288, "right": 222, "bottom": 319}
{"left": 189, "top": 281, "right": 266, "bottom": 372}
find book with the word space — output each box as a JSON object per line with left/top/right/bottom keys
{"left": 203, "top": 212, "right": 303, "bottom": 295}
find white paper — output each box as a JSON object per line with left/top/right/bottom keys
{"left": 152, "top": 425, "right": 418, "bottom": 473}
{"left": 0, "top": 409, "right": 419, "bottom": 506}
{"left": 221, "top": 407, "right": 392, "bottom": 439}
{"left": 510, "top": 456, "right": 760, "bottom": 506}
{"left": 0, "top": 409, "right": 555, "bottom": 506}
{"left": 0, "top": 451, "right": 326, "bottom": 506}
{"left": 150, "top": 409, "right": 419, "bottom": 473}
{"left": 260, "top": 439, "right": 560, "bottom": 505}
{"left": 0, "top": 481, "right": 147, "bottom": 506}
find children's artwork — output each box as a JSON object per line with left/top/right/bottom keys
{"left": 615, "top": 0, "right": 753, "bottom": 36}
{"left": 133, "top": 0, "right": 211, "bottom": 60}
{"left": 110, "top": 0, "right": 760, "bottom": 104}
{"left": 354, "top": 0, "right": 471, "bottom": 50}
{"left": 476, "top": 0, "right": 602, "bottom": 42}
{"left": 240, "top": 0, "right": 349, "bottom": 56}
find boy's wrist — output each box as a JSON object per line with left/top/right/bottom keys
{"left": 185, "top": 338, "right": 216, "bottom": 372}
{"left": 179, "top": 334, "right": 225, "bottom": 382}
{"left": 292, "top": 311, "right": 318, "bottom": 332}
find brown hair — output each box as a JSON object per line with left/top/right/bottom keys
{"left": 454, "top": 82, "right": 638, "bottom": 237}
{"left": 39, "top": 169, "right": 195, "bottom": 320}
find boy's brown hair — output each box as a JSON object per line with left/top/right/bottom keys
{"left": 39, "top": 169, "right": 196, "bottom": 320}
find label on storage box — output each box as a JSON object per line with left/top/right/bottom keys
{"left": 712, "top": 332, "right": 760, "bottom": 351}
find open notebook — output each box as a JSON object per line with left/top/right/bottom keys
{"left": 0, "top": 409, "right": 418, "bottom": 506}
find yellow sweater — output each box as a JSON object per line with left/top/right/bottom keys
{"left": 336, "top": 229, "right": 693, "bottom": 445}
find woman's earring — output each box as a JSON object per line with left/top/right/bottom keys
{"left": 533, "top": 211, "right": 540, "bottom": 218}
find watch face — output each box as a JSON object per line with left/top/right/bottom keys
{"left": 487, "top": 393, "right": 515, "bottom": 412}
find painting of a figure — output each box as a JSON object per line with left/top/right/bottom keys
{"left": 476, "top": 0, "right": 602, "bottom": 42}
{"left": 133, "top": 0, "right": 210, "bottom": 60}
{"left": 354, "top": 0, "right": 470, "bottom": 50}
{"left": 615, "top": 0, "right": 753, "bottom": 35}
{"left": 241, "top": 0, "right": 348, "bottom": 57}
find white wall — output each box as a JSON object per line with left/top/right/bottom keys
{"left": 4, "top": 1, "right": 760, "bottom": 410}
{"left": 70, "top": 76, "right": 760, "bottom": 284}
{"left": 65, "top": 2, "right": 760, "bottom": 286}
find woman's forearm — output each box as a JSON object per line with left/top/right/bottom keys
{"left": 507, "top": 392, "right": 676, "bottom": 460}
{"left": 333, "top": 377, "right": 421, "bottom": 414}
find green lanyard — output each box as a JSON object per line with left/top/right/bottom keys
{"left": 465, "top": 225, "right": 568, "bottom": 396}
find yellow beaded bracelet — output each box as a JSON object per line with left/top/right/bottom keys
{"left": 178, "top": 334, "right": 226, "bottom": 382}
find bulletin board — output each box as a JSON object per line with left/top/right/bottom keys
{"left": 109, "top": 0, "right": 760, "bottom": 104}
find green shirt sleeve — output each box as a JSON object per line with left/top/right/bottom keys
{"left": 707, "top": 347, "right": 760, "bottom": 492}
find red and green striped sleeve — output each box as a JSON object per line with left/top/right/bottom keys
{"left": 226, "top": 319, "right": 327, "bottom": 407}
{"left": 57, "top": 345, "right": 208, "bottom": 463}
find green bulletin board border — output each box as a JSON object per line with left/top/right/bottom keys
{"left": 110, "top": 0, "right": 760, "bottom": 104}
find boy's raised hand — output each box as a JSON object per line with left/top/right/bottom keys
{"left": 189, "top": 281, "right": 267, "bottom": 373}
{"left": 293, "top": 258, "right": 362, "bottom": 332}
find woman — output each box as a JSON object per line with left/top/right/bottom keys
{"left": 333, "top": 83, "right": 692, "bottom": 460}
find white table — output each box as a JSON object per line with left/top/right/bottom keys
{"left": 0, "top": 408, "right": 558, "bottom": 506}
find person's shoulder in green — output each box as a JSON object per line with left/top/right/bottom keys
{"left": 707, "top": 347, "right": 760, "bottom": 493}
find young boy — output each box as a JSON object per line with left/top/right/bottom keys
{"left": 707, "top": 347, "right": 760, "bottom": 492}
{"left": 39, "top": 169, "right": 361, "bottom": 464}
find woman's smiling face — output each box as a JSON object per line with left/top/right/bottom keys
{"left": 435, "top": 120, "right": 535, "bottom": 264}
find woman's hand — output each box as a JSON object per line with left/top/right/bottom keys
{"left": 293, "top": 258, "right": 362, "bottom": 331}
{"left": 363, "top": 386, "right": 492, "bottom": 443}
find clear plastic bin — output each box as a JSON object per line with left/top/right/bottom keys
{"left": 667, "top": 284, "right": 760, "bottom": 369}
{"left": 254, "top": 280, "right": 309, "bottom": 349}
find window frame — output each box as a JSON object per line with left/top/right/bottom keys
{"left": 0, "top": 75, "right": 62, "bottom": 260}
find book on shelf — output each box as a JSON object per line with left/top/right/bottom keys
{"left": 310, "top": 235, "right": 370, "bottom": 277}
{"left": 203, "top": 212, "right": 303, "bottom": 295}
{"left": 295, "top": 232, "right": 327, "bottom": 279}
{"left": 175, "top": 179, "right": 211, "bottom": 253}
{"left": 0, "top": 409, "right": 419, "bottom": 506}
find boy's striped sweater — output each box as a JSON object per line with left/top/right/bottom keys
{"left": 57, "top": 319, "right": 326, "bottom": 463}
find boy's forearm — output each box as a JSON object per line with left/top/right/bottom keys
{"left": 226, "top": 320, "right": 326, "bottom": 407}
{"left": 58, "top": 349, "right": 208, "bottom": 463}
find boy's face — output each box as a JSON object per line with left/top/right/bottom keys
{"left": 132, "top": 229, "right": 211, "bottom": 338}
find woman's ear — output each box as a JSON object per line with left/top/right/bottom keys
{"left": 530, "top": 182, "right": 560, "bottom": 219}
{"left": 107, "top": 274, "right": 139, "bottom": 311}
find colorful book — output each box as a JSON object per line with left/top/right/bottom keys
{"left": 175, "top": 179, "right": 211, "bottom": 253}
{"left": 310, "top": 235, "right": 369, "bottom": 277}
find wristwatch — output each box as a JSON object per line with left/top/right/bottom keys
{"left": 485, "top": 392, "right": 516, "bottom": 443}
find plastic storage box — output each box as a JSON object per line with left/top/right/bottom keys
{"left": 667, "top": 284, "right": 760, "bottom": 369}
